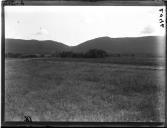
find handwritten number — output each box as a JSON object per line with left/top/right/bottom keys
{"left": 159, "top": 9, "right": 163, "bottom": 12}
{"left": 159, "top": 8, "right": 164, "bottom": 28}
{"left": 159, "top": 19, "right": 164, "bottom": 23}
{"left": 160, "top": 14, "right": 163, "bottom": 17}
{"left": 160, "top": 24, "right": 164, "bottom": 28}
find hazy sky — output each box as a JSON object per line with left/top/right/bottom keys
{"left": 5, "top": 6, "right": 165, "bottom": 46}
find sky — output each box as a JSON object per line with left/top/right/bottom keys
{"left": 5, "top": 6, "right": 166, "bottom": 46}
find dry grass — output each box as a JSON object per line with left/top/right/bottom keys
{"left": 5, "top": 58, "right": 165, "bottom": 122}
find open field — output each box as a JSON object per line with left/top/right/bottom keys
{"left": 5, "top": 56, "right": 166, "bottom": 66}
{"left": 5, "top": 58, "right": 165, "bottom": 122}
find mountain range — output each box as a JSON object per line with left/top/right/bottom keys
{"left": 5, "top": 36, "right": 165, "bottom": 57}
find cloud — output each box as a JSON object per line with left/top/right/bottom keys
{"left": 33, "top": 27, "right": 49, "bottom": 35}
{"left": 140, "top": 26, "right": 154, "bottom": 34}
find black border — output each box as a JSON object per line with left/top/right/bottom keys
{"left": 1, "top": 0, "right": 166, "bottom": 127}
{"left": 165, "top": 1, "right": 167, "bottom": 128}
{"left": 1, "top": 0, "right": 5, "bottom": 126}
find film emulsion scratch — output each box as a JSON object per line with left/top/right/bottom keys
{"left": 2, "top": 0, "right": 166, "bottom": 127}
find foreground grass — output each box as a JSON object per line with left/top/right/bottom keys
{"left": 5, "top": 58, "right": 165, "bottom": 121}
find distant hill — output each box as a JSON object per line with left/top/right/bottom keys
{"left": 72, "top": 36, "right": 165, "bottom": 57}
{"left": 5, "top": 39, "right": 70, "bottom": 54}
{"left": 5, "top": 36, "right": 165, "bottom": 57}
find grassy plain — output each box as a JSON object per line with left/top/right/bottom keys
{"left": 5, "top": 57, "right": 165, "bottom": 121}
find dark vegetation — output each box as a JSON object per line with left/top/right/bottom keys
{"left": 59, "top": 49, "right": 109, "bottom": 58}
{"left": 5, "top": 49, "right": 139, "bottom": 58}
{"left": 5, "top": 49, "right": 165, "bottom": 67}
{"left": 5, "top": 49, "right": 109, "bottom": 58}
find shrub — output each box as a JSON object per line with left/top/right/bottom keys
{"left": 59, "top": 49, "right": 108, "bottom": 58}
{"left": 84, "top": 49, "right": 108, "bottom": 58}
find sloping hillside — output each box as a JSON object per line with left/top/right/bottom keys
{"left": 5, "top": 39, "right": 70, "bottom": 54}
{"left": 72, "top": 36, "right": 165, "bottom": 56}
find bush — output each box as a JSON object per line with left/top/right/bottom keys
{"left": 5, "top": 53, "right": 41, "bottom": 58}
{"left": 59, "top": 51, "right": 73, "bottom": 58}
{"left": 84, "top": 49, "right": 108, "bottom": 58}
{"left": 5, "top": 49, "right": 109, "bottom": 59}
{"left": 58, "top": 49, "right": 108, "bottom": 58}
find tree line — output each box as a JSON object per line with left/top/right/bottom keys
{"left": 5, "top": 49, "right": 109, "bottom": 58}
{"left": 6, "top": 49, "right": 144, "bottom": 58}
